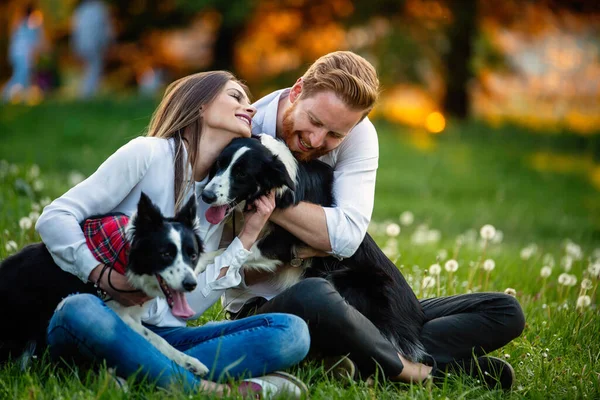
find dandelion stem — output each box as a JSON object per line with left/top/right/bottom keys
{"left": 484, "top": 271, "right": 490, "bottom": 291}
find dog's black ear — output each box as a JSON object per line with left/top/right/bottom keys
{"left": 175, "top": 195, "right": 198, "bottom": 228}
{"left": 134, "top": 192, "right": 164, "bottom": 230}
{"left": 270, "top": 154, "right": 295, "bottom": 191}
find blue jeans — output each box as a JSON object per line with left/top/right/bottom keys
{"left": 47, "top": 294, "right": 310, "bottom": 390}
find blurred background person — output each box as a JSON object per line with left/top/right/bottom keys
{"left": 71, "top": 0, "right": 114, "bottom": 98}
{"left": 2, "top": 4, "right": 45, "bottom": 103}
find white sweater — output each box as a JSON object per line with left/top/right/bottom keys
{"left": 36, "top": 137, "right": 252, "bottom": 327}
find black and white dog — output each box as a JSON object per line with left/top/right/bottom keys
{"left": 199, "top": 135, "right": 427, "bottom": 362}
{"left": 0, "top": 193, "right": 209, "bottom": 375}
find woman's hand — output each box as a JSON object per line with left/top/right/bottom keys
{"left": 89, "top": 263, "right": 151, "bottom": 306}
{"left": 238, "top": 192, "right": 276, "bottom": 250}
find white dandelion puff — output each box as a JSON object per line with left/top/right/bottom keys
{"left": 444, "top": 259, "right": 459, "bottom": 272}
{"left": 68, "top": 171, "right": 86, "bottom": 187}
{"left": 561, "top": 255, "right": 573, "bottom": 272}
{"left": 558, "top": 273, "right": 570, "bottom": 286}
{"left": 480, "top": 224, "right": 496, "bottom": 241}
{"left": 504, "top": 288, "right": 517, "bottom": 297}
{"left": 31, "top": 203, "right": 41, "bottom": 212}
{"left": 32, "top": 180, "right": 44, "bottom": 192}
{"left": 437, "top": 249, "right": 448, "bottom": 261}
{"left": 540, "top": 266, "right": 552, "bottom": 278}
{"left": 491, "top": 230, "right": 503, "bottom": 244}
{"left": 28, "top": 211, "right": 40, "bottom": 222}
{"left": 576, "top": 295, "right": 591, "bottom": 309}
{"left": 28, "top": 164, "right": 40, "bottom": 178}
{"left": 385, "top": 223, "right": 401, "bottom": 237}
{"left": 422, "top": 276, "right": 436, "bottom": 289}
{"left": 565, "top": 242, "right": 583, "bottom": 260}
{"left": 39, "top": 197, "right": 51, "bottom": 207}
{"left": 566, "top": 275, "right": 577, "bottom": 287}
{"left": 542, "top": 253, "right": 556, "bottom": 268}
{"left": 520, "top": 244, "right": 538, "bottom": 260}
{"left": 482, "top": 259, "right": 496, "bottom": 272}
{"left": 581, "top": 278, "right": 593, "bottom": 290}
{"left": 19, "top": 217, "right": 32, "bottom": 230}
{"left": 429, "top": 263, "right": 442, "bottom": 276}
{"left": 5, "top": 240, "right": 18, "bottom": 252}
{"left": 426, "top": 229, "right": 441, "bottom": 243}
{"left": 399, "top": 211, "right": 414, "bottom": 226}
{"left": 588, "top": 262, "right": 600, "bottom": 279}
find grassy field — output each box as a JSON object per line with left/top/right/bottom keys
{"left": 0, "top": 98, "right": 599, "bottom": 399}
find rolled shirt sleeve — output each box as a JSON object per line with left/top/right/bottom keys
{"left": 35, "top": 137, "right": 155, "bottom": 282}
{"left": 320, "top": 117, "right": 379, "bottom": 258}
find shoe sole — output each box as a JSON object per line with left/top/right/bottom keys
{"left": 268, "top": 371, "right": 310, "bottom": 397}
{"left": 480, "top": 356, "right": 515, "bottom": 391}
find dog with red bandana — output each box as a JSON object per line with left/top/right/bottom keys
{"left": 0, "top": 193, "right": 208, "bottom": 375}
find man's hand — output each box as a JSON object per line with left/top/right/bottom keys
{"left": 89, "top": 263, "right": 151, "bottom": 307}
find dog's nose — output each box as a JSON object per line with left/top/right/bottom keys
{"left": 183, "top": 274, "right": 197, "bottom": 292}
{"left": 201, "top": 190, "right": 217, "bottom": 204}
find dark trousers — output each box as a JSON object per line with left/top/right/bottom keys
{"left": 231, "top": 277, "right": 525, "bottom": 377}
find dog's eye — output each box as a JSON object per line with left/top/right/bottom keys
{"left": 161, "top": 251, "right": 173, "bottom": 259}
{"left": 236, "top": 170, "right": 247, "bottom": 179}
{"left": 190, "top": 253, "right": 198, "bottom": 262}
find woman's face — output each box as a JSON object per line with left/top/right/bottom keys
{"left": 202, "top": 80, "right": 256, "bottom": 139}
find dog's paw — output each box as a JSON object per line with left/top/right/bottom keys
{"left": 183, "top": 357, "right": 209, "bottom": 376}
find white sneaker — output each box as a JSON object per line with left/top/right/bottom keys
{"left": 240, "top": 371, "right": 309, "bottom": 399}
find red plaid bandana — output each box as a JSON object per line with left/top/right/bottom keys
{"left": 83, "top": 215, "right": 130, "bottom": 274}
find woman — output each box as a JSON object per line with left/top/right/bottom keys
{"left": 35, "top": 71, "right": 310, "bottom": 398}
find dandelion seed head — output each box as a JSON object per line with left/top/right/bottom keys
{"left": 576, "top": 295, "right": 591, "bottom": 309}
{"left": 385, "top": 223, "right": 401, "bottom": 237}
{"left": 504, "top": 288, "right": 517, "bottom": 297}
{"left": 399, "top": 211, "right": 414, "bottom": 226}
{"left": 482, "top": 259, "right": 496, "bottom": 272}
{"left": 480, "top": 224, "right": 496, "bottom": 241}
{"left": 32, "top": 179, "right": 44, "bottom": 192}
{"left": 587, "top": 262, "right": 600, "bottom": 279}
{"left": 561, "top": 255, "right": 573, "bottom": 272}
{"left": 19, "top": 216, "right": 32, "bottom": 230}
{"left": 437, "top": 249, "right": 448, "bottom": 261}
{"left": 491, "top": 230, "right": 503, "bottom": 244}
{"left": 28, "top": 164, "right": 40, "bottom": 178}
{"left": 444, "top": 259, "right": 459, "bottom": 272}
{"left": 520, "top": 244, "right": 538, "bottom": 260}
{"left": 426, "top": 229, "right": 441, "bottom": 243}
{"left": 68, "top": 171, "right": 86, "bottom": 187}
{"left": 39, "top": 197, "right": 51, "bottom": 207}
{"left": 565, "top": 241, "right": 583, "bottom": 260}
{"left": 29, "top": 211, "right": 40, "bottom": 222}
{"left": 581, "top": 278, "right": 593, "bottom": 290}
{"left": 429, "top": 263, "right": 442, "bottom": 276}
{"left": 540, "top": 266, "right": 552, "bottom": 278}
{"left": 558, "top": 272, "right": 570, "bottom": 286}
{"left": 567, "top": 274, "right": 577, "bottom": 287}
{"left": 422, "top": 276, "right": 436, "bottom": 289}
{"left": 5, "top": 240, "right": 18, "bottom": 252}
{"left": 542, "top": 253, "right": 556, "bottom": 267}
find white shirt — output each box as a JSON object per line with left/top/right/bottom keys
{"left": 36, "top": 137, "right": 252, "bottom": 327}
{"left": 223, "top": 89, "right": 379, "bottom": 312}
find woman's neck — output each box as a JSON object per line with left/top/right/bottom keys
{"left": 185, "top": 127, "right": 238, "bottom": 182}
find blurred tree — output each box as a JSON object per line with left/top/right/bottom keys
{"left": 175, "top": 0, "right": 255, "bottom": 70}
{"left": 441, "top": 0, "right": 476, "bottom": 119}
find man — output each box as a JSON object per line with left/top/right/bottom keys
{"left": 224, "top": 51, "right": 525, "bottom": 389}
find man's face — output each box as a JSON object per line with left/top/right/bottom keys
{"left": 280, "top": 89, "right": 365, "bottom": 162}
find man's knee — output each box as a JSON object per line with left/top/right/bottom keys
{"left": 496, "top": 293, "right": 526, "bottom": 340}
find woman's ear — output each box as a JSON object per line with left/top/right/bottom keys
{"left": 289, "top": 78, "right": 303, "bottom": 103}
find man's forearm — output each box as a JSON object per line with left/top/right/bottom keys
{"left": 270, "top": 202, "right": 332, "bottom": 252}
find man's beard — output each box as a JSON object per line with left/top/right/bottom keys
{"left": 280, "top": 105, "right": 328, "bottom": 162}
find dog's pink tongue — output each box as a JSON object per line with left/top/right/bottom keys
{"left": 205, "top": 205, "right": 227, "bottom": 224}
{"left": 171, "top": 291, "right": 195, "bottom": 319}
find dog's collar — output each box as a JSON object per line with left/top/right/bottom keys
{"left": 83, "top": 215, "right": 130, "bottom": 274}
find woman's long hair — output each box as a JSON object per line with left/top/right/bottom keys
{"left": 147, "top": 71, "right": 249, "bottom": 212}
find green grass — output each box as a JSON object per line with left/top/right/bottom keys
{"left": 1, "top": 99, "right": 599, "bottom": 399}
